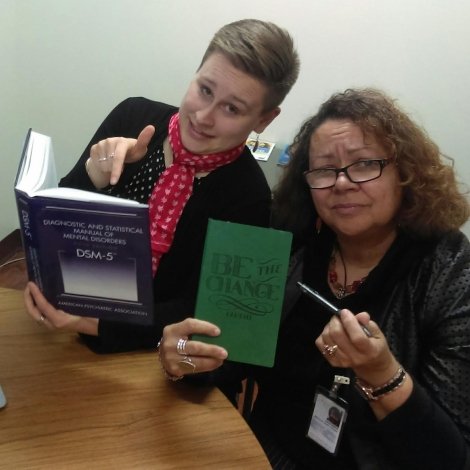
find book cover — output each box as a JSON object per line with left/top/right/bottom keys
{"left": 14, "top": 129, "right": 154, "bottom": 325}
{"left": 192, "top": 219, "right": 292, "bottom": 367}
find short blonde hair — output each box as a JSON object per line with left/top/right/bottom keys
{"left": 200, "top": 19, "right": 300, "bottom": 111}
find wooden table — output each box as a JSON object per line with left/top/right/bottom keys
{"left": 0, "top": 288, "right": 269, "bottom": 469}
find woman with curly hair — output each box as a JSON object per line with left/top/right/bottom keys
{"left": 274, "top": 87, "right": 468, "bottom": 243}
{"left": 158, "top": 88, "right": 470, "bottom": 469}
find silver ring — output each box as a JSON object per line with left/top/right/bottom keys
{"left": 178, "top": 355, "right": 196, "bottom": 374}
{"left": 176, "top": 338, "right": 188, "bottom": 355}
{"left": 322, "top": 344, "right": 338, "bottom": 356}
{"left": 97, "top": 152, "right": 115, "bottom": 162}
{"left": 38, "top": 314, "right": 46, "bottom": 323}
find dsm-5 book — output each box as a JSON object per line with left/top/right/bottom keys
{"left": 14, "top": 129, "right": 154, "bottom": 324}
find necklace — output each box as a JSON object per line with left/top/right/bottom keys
{"left": 328, "top": 245, "right": 367, "bottom": 299}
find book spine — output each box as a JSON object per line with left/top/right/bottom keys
{"left": 15, "top": 193, "right": 43, "bottom": 290}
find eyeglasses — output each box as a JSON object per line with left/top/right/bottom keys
{"left": 303, "top": 158, "right": 395, "bottom": 189}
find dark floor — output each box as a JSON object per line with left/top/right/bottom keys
{"left": 0, "top": 229, "right": 27, "bottom": 290}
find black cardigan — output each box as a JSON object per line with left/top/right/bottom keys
{"left": 59, "top": 97, "right": 272, "bottom": 353}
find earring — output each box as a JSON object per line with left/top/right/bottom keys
{"left": 316, "top": 217, "right": 322, "bottom": 235}
{"left": 253, "top": 134, "right": 260, "bottom": 152}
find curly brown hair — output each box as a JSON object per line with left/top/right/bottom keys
{"left": 272, "top": 88, "right": 469, "bottom": 240}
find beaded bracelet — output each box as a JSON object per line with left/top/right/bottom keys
{"left": 156, "top": 338, "right": 183, "bottom": 382}
{"left": 355, "top": 366, "right": 407, "bottom": 401}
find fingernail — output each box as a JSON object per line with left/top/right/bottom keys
{"left": 219, "top": 349, "right": 228, "bottom": 359}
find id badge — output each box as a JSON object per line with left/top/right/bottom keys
{"left": 307, "top": 385, "right": 348, "bottom": 455}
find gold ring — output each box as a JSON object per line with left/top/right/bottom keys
{"left": 178, "top": 355, "right": 196, "bottom": 374}
{"left": 322, "top": 344, "right": 338, "bottom": 356}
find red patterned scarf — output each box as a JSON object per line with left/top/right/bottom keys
{"left": 148, "top": 113, "right": 244, "bottom": 274}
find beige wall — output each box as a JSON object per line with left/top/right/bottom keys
{"left": 3, "top": 0, "right": 469, "bottom": 239}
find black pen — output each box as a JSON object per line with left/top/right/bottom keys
{"left": 297, "top": 281, "right": 372, "bottom": 338}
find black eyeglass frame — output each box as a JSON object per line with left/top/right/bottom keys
{"left": 303, "top": 158, "right": 395, "bottom": 189}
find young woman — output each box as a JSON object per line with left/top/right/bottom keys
{"left": 24, "top": 19, "right": 300, "bottom": 353}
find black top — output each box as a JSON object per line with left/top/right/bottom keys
{"left": 60, "top": 97, "right": 272, "bottom": 353}
{"left": 208, "top": 228, "right": 470, "bottom": 469}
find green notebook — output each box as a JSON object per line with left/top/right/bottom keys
{"left": 192, "top": 219, "right": 292, "bottom": 367}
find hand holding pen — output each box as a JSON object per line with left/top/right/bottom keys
{"left": 297, "top": 281, "right": 373, "bottom": 338}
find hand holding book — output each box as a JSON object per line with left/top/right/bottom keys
{"left": 15, "top": 130, "right": 154, "bottom": 325}
{"left": 156, "top": 219, "right": 293, "bottom": 378}
{"left": 24, "top": 281, "right": 100, "bottom": 336}
{"left": 157, "top": 317, "right": 229, "bottom": 380}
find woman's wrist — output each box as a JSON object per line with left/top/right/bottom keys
{"left": 354, "top": 357, "right": 401, "bottom": 388}
{"left": 356, "top": 365, "right": 414, "bottom": 420}
{"left": 355, "top": 365, "right": 407, "bottom": 401}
